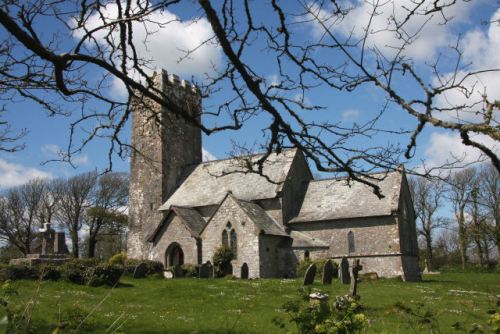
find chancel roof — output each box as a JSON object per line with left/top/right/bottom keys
{"left": 159, "top": 149, "right": 298, "bottom": 210}
{"left": 289, "top": 170, "right": 403, "bottom": 223}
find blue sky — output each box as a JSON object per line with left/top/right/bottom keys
{"left": 0, "top": 0, "right": 499, "bottom": 189}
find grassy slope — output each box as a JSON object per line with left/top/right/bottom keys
{"left": 2, "top": 272, "right": 499, "bottom": 333}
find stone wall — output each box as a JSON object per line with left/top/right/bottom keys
{"left": 201, "top": 195, "right": 261, "bottom": 278}
{"left": 128, "top": 70, "right": 202, "bottom": 259}
{"left": 259, "top": 235, "right": 288, "bottom": 278}
{"left": 290, "top": 216, "right": 401, "bottom": 257}
{"left": 149, "top": 214, "right": 199, "bottom": 266}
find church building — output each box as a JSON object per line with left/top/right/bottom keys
{"left": 127, "top": 70, "right": 421, "bottom": 281}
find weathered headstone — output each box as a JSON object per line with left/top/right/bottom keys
{"left": 163, "top": 270, "right": 173, "bottom": 279}
{"left": 173, "top": 264, "right": 184, "bottom": 278}
{"left": 340, "top": 257, "right": 350, "bottom": 284}
{"left": 322, "top": 260, "right": 334, "bottom": 285}
{"left": 133, "top": 262, "right": 148, "bottom": 278}
{"left": 349, "top": 259, "right": 363, "bottom": 297}
{"left": 199, "top": 262, "right": 212, "bottom": 278}
{"left": 303, "top": 263, "right": 317, "bottom": 285}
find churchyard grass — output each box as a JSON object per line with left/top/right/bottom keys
{"left": 1, "top": 271, "right": 498, "bottom": 333}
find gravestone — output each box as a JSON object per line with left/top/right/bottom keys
{"left": 340, "top": 257, "right": 350, "bottom": 284}
{"left": 133, "top": 262, "right": 148, "bottom": 278}
{"left": 163, "top": 270, "right": 173, "bottom": 279}
{"left": 349, "top": 259, "right": 363, "bottom": 297}
{"left": 303, "top": 263, "right": 317, "bottom": 285}
{"left": 199, "top": 262, "right": 212, "bottom": 278}
{"left": 322, "top": 260, "right": 334, "bottom": 285}
{"left": 173, "top": 264, "right": 184, "bottom": 278}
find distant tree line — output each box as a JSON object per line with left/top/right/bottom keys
{"left": 0, "top": 172, "right": 128, "bottom": 260}
{"left": 410, "top": 163, "right": 499, "bottom": 270}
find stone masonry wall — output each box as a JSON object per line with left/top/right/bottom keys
{"left": 149, "top": 215, "right": 198, "bottom": 266}
{"left": 201, "top": 195, "right": 261, "bottom": 279}
{"left": 291, "top": 216, "right": 401, "bottom": 257}
{"left": 128, "top": 70, "right": 202, "bottom": 259}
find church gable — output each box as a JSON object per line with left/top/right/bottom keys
{"left": 200, "top": 193, "right": 287, "bottom": 278}
{"left": 147, "top": 210, "right": 200, "bottom": 267}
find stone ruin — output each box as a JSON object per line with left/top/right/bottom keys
{"left": 10, "top": 223, "right": 70, "bottom": 266}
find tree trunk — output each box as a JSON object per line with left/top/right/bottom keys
{"left": 71, "top": 228, "right": 79, "bottom": 258}
{"left": 88, "top": 234, "right": 97, "bottom": 258}
{"left": 474, "top": 236, "right": 484, "bottom": 267}
{"left": 457, "top": 209, "right": 468, "bottom": 270}
{"left": 425, "top": 233, "right": 433, "bottom": 271}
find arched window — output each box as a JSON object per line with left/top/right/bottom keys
{"left": 222, "top": 229, "right": 228, "bottom": 247}
{"left": 230, "top": 229, "right": 237, "bottom": 259}
{"left": 348, "top": 231, "right": 355, "bottom": 253}
{"left": 304, "top": 250, "right": 310, "bottom": 259}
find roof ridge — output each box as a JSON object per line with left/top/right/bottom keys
{"left": 311, "top": 169, "right": 401, "bottom": 182}
{"left": 198, "top": 147, "right": 298, "bottom": 165}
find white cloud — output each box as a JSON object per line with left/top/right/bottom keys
{"left": 433, "top": 9, "right": 500, "bottom": 123}
{"left": 305, "top": 0, "right": 472, "bottom": 61}
{"left": 202, "top": 147, "right": 217, "bottom": 162}
{"left": 72, "top": 2, "right": 221, "bottom": 97}
{"left": 0, "top": 159, "right": 52, "bottom": 188}
{"left": 422, "top": 131, "right": 498, "bottom": 170}
{"left": 341, "top": 109, "right": 360, "bottom": 120}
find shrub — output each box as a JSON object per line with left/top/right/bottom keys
{"left": 109, "top": 252, "right": 127, "bottom": 266}
{"left": 61, "top": 261, "right": 87, "bottom": 285}
{"left": 124, "top": 259, "right": 163, "bottom": 277}
{"left": 34, "top": 265, "right": 61, "bottom": 281}
{"left": 273, "top": 290, "right": 367, "bottom": 334}
{"left": 213, "top": 246, "right": 233, "bottom": 278}
{"left": 181, "top": 264, "right": 199, "bottom": 278}
{"left": 84, "top": 264, "right": 123, "bottom": 287}
{"left": 5, "top": 264, "right": 35, "bottom": 280}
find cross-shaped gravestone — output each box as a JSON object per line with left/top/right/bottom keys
{"left": 340, "top": 257, "right": 350, "bottom": 284}
{"left": 303, "top": 263, "right": 317, "bottom": 286}
{"left": 322, "top": 260, "right": 334, "bottom": 285}
{"left": 349, "top": 259, "right": 363, "bottom": 297}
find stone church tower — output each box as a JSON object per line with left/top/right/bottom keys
{"left": 127, "top": 70, "right": 202, "bottom": 259}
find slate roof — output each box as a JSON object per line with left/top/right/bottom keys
{"left": 234, "top": 198, "right": 289, "bottom": 237}
{"left": 159, "top": 149, "right": 298, "bottom": 209}
{"left": 147, "top": 206, "right": 207, "bottom": 242}
{"left": 288, "top": 230, "right": 329, "bottom": 248}
{"left": 289, "top": 170, "right": 403, "bottom": 223}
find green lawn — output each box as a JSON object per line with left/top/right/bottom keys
{"left": 2, "top": 272, "right": 499, "bottom": 333}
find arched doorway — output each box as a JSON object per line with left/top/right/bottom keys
{"left": 241, "top": 263, "right": 249, "bottom": 279}
{"left": 165, "top": 243, "right": 184, "bottom": 267}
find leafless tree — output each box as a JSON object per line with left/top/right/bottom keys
{"left": 0, "top": 1, "right": 498, "bottom": 195}
{"left": 0, "top": 178, "right": 46, "bottom": 255}
{"left": 447, "top": 167, "right": 476, "bottom": 269}
{"left": 477, "top": 163, "right": 500, "bottom": 255}
{"left": 84, "top": 172, "right": 128, "bottom": 258}
{"left": 467, "top": 184, "right": 494, "bottom": 267}
{"left": 55, "top": 171, "right": 98, "bottom": 258}
{"left": 409, "top": 176, "right": 446, "bottom": 270}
